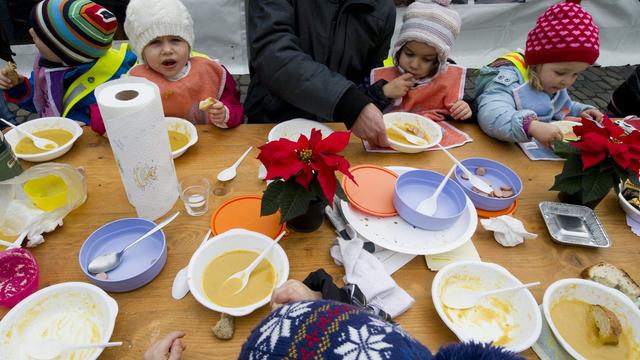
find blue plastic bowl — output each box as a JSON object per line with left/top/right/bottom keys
{"left": 79, "top": 218, "right": 167, "bottom": 292}
{"left": 453, "top": 157, "right": 522, "bottom": 211}
{"left": 393, "top": 170, "right": 467, "bottom": 231}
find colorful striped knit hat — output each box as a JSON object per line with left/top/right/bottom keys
{"left": 30, "top": 0, "right": 117, "bottom": 66}
{"left": 393, "top": 0, "right": 461, "bottom": 76}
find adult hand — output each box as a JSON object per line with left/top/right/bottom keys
{"left": 528, "top": 121, "right": 563, "bottom": 148}
{"left": 580, "top": 108, "right": 604, "bottom": 122}
{"left": 143, "top": 331, "right": 186, "bottom": 360}
{"left": 382, "top": 73, "right": 414, "bottom": 99}
{"left": 208, "top": 99, "right": 228, "bottom": 126}
{"left": 449, "top": 100, "right": 472, "bottom": 121}
{"left": 270, "top": 279, "right": 321, "bottom": 309}
{"left": 350, "top": 103, "right": 390, "bottom": 148}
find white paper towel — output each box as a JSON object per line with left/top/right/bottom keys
{"left": 95, "top": 77, "right": 178, "bottom": 220}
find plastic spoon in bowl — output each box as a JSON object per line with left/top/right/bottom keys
{"left": 26, "top": 339, "right": 122, "bottom": 360}
{"left": 442, "top": 281, "right": 540, "bottom": 310}
{"left": 0, "top": 118, "right": 59, "bottom": 151}
{"left": 416, "top": 166, "right": 455, "bottom": 216}
{"left": 222, "top": 231, "right": 286, "bottom": 295}
{"left": 171, "top": 229, "right": 211, "bottom": 300}
{"left": 436, "top": 144, "right": 493, "bottom": 194}
{"left": 388, "top": 124, "right": 427, "bottom": 145}
{"left": 87, "top": 211, "right": 180, "bottom": 274}
{"left": 217, "top": 146, "right": 253, "bottom": 182}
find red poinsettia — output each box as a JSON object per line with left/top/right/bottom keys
{"left": 258, "top": 129, "right": 354, "bottom": 223}
{"left": 571, "top": 116, "right": 640, "bottom": 173}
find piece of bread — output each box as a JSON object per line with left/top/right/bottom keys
{"left": 590, "top": 304, "right": 622, "bottom": 345}
{"left": 199, "top": 97, "right": 215, "bottom": 111}
{"left": 211, "top": 313, "right": 234, "bottom": 340}
{"left": 3, "top": 62, "right": 19, "bottom": 85}
{"left": 582, "top": 262, "right": 640, "bottom": 308}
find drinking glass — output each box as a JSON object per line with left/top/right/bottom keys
{"left": 179, "top": 176, "right": 211, "bottom": 216}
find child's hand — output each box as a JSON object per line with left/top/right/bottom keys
{"left": 270, "top": 279, "right": 322, "bottom": 310}
{"left": 0, "top": 68, "right": 21, "bottom": 90}
{"left": 580, "top": 108, "right": 604, "bottom": 122}
{"left": 143, "top": 331, "right": 186, "bottom": 360}
{"left": 207, "top": 99, "right": 228, "bottom": 126}
{"left": 528, "top": 121, "right": 563, "bottom": 148}
{"left": 449, "top": 100, "right": 472, "bottom": 121}
{"left": 382, "top": 73, "right": 414, "bottom": 99}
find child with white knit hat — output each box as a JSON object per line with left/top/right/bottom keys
{"left": 367, "top": 0, "right": 471, "bottom": 122}
{"left": 118, "top": 0, "right": 243, "bottom": 129}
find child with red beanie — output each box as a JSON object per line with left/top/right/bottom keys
{"left": 475, "top": 0, "right": 604, "bottom": 147}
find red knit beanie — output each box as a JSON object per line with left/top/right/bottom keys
{"left": 525, "top": 0, "right": 599, "bottom": 66}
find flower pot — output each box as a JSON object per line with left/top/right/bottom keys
{"left": 557, "top": 190, "right": 606, "bottom": 209}
{"left": 286, "top": 199, "right": 326, "bottom": 233}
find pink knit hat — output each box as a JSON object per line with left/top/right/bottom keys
{"left": 525, "top": 0, "right": 599, "bottom": 66}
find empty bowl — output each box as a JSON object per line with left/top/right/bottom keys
{"left": 78, "top": 218, "right": 167, "bottom": 292}
{"left": 432, "top": 261, "right": 541, "bottom": 353}
{"left": 188, "top": 228, "right": 289, "bottom": 317}
{"left": 393, "top": 169, "right": 467, "bottom": 230}
{"left": 166, "top": 117, "right": 198, "bottom": 159}
{"left": 543, "top": 278, "right": 640, "bottom": 360}
{"left": 383, "top": 112, "right": 442, "bottom": 153}
{"left": 4, "top": 117, "right": 83, "bottom": 162}
{"left": 0, "top": 248, "right": 39, "bottom": 308}
{"left": 453, "top": 157, "right": 522, "bottom": 211}
{"left": 23, "top": 174, "right": 69, "bottom": 211}
{"left": 268, "top": 118, "right": 333, "bottom": 142}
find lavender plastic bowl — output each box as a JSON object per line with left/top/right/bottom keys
{"left": 393, "top": 170, "right": 467, "bottom": 230}
{"left": 79, "top": 218, "right": 167, "bottom": 292}
{"left": 0, "top": 248, "right": 39, "bottom": 307}
{"left": 453, "top": 158, "right": 522, "bottom": 211}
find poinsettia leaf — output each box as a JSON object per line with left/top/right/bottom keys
{"left": 551, "top": 154, "right": 583, "bottom": 187}
{"left": 581, "top": 168, "right": 613, "bottom": 203}
{"left": 261, "top": 180, "right": 286, "bottom": 216}
{"left": 552, "top": 140, "right": 580, "bottom": 158}
{"left": 278, "top": 181, "right": 317, "bottom": 223}
{"left": 335, "top": 180, "right": 347, "bottom": 202}
{"left": 550, "top": 173, "right": 582, "bottom": 194}
{"left": 627, "top": 171, "right": 640, "bottom": 187}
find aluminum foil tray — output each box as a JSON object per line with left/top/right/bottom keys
{"left": 539, "top": 201, "right": 610, "bottom": 248}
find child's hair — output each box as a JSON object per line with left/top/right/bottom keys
{"left": 392, "top": 0, "right": 460, "bottom": 77}
{"left": 124, "top": 0, "right": 194, "bottom": 60}
{"left": 29, "top": 0, "right": 117, "bottom": 66}
{"left": 526, "top": 65, "right": 544, "bottom": 92}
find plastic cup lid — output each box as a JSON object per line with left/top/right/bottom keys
{"left": 476, "top": 198, "right": 519, "bottom": 218}
{"left": 341, "top": 165, "right": 398, "bottom": 217}
{"left": 211, "top": 195, "right": 285, "bottom": 239}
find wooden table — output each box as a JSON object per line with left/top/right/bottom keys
{"left": 1, "top": 123, "right": 637, "bottom": 359}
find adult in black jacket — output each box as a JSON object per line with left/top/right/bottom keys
{"left": 245, "top": 0, "right": 396, "bottom": 147}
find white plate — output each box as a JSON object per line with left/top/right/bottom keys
{"left": 5, "top": 117, "right": 83, "bottom": 162}
{"left": 339, "top": 166, "right": 476, "bottom": 255}
{"left": 166, "top": 117, "right": 198, "bottom": 159}
{"left": 268, "top": 118, "right": 333, "bottom": 142}
{"left": 383, "top": 112, "right": 443, "bottom": 153}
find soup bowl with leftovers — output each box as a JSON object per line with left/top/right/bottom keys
{"left": 4, "top": 117, "right": 83, "bottom": 162}
{"left": 383, "top": 112, "right": 442, "bottom": 153}
{"left": 166, "top": 117, "right": 198, "bottom": 159}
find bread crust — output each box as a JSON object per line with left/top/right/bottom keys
{"left": 590, "top": 304, "right": 622, "bottom": 345}
{"left": 199, "top": 97, "right": 215, "bottom": 111}
{"left": 581, "top": 262, "right": 640, "bottom": 306}
{"left": 3, "top": 62, "right": 19, "bottom": 85}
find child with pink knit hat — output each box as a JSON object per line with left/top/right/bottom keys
{"left": 475, "top": 0, "right": 604, "bottom": 147}
{"left": 366, "top": 0, "right": 471, "bottom": 122}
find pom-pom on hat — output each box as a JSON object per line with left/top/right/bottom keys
{"left": 30, "top": 0, "right": 117, "bottom": 66}
{"left": 392, "top": 0, "right": 461, "bottom": 76}
{"left": 525, "top": 0, "right": 599, "bottom": 66}
{"left": 124, "top": 0, "right": 194, "bottom": 59}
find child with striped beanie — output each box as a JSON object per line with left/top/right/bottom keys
{"left": 366, "top": 0, "right": 472, "bottom": 122}
{"left": 0, "top": 0, "right": 136, "bottom": 128}
{"left": 475, "top": 0, "right": 604, "bottom": 147}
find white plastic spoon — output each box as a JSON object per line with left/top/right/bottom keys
{"left": 442, "top": 281, "right": 540, "bottom": 310}
{"left": 26, "top": 339, "right": 122, "bottom": 360}
{"left": 222, "top": 231, "right": 286, "bottom": 294}
{"left": 217, "top": 146, "right": 253, "bottom": 182}
{"left": 436, "top": 144, "right": 493, "bottom": 194}
{"left": 171, "top": 229, "right": 211, "bottom": 299}
{"left": 388, "top": 124, "right": 427, "bottom": 145}
{"left": 0, "top": 118, "right": 59, "bottom": 151}
{"left": 416, "top": 166, "right": 455, "bottom": 216}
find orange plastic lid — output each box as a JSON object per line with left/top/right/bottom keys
{"left": 476, "top": 199, "right": 519, "bottom": 218}
{"left": 211, "top": 195, "right": 286, "bottom": 239}
{"left": 341, "top": 165, "right": 398, "bottom": 217}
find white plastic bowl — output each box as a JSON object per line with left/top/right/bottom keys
{"left": 187, "top": 228, "right": 289, "bottom": 317}
{"left": 432, "top": 261, "right": 541, "bottom": 353}
{"left": 383, "top": 112, "right": 442, "bottom": 153}
{"left": 543, "top": 278, "right": 640, "bottom": 360}
{"left": 268, "top": 118, "right": 333, "bottom": 142}
{"left": 5, "top": 117, "right": 83, "bottom": 162}
{"left": 0, "top": 282, "right": 118, "bottom": 360}
{"left": 618, "top": 184, "right": 640, "bottom": 223}
{"left": 166, "top": 117, "right": 198, "bottom": 159}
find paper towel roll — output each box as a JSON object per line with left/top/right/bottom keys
{"left": 95, "top": 77, "right": 178, "bottom": 220}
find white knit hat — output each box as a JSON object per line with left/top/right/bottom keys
{"left": 393, "top": 0, "right": 461, "bottom": 76}
{"left": 124, "top": 0, "right": 195, "bottom": 59}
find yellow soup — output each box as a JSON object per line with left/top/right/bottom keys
{"left": 387, "top": 122, "right": 430, "bottom": 145}
{"left": 15, "top": 129, "right": 73, "bottom": 154}
{"left": 202, "top": 250, "right": 276, "bottom": 308}
{"left": 551, "top": 298, "right": 640, "bottom": 359}
{"left": 168, "top": 130, "right": 189, "bottom": 151}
